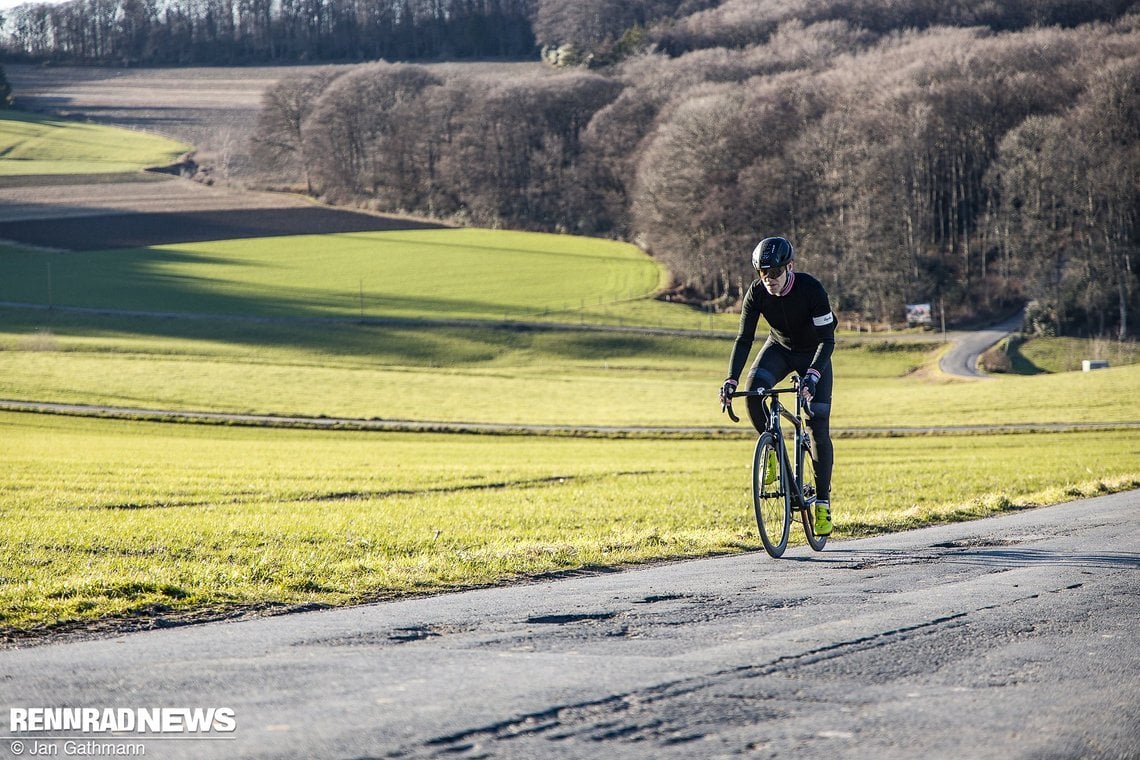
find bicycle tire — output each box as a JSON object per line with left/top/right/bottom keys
{"left": 752, "top": 433, "right": 790, "bottom": 557}
{"left": 797, "top": 438, "right": 828, "bottom": 551}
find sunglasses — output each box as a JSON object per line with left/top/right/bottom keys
{"left": 758, "top": 265, "right": 786, "bottom": 279}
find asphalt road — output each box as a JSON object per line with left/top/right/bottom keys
{"left": 2, "top": 491, "right": 1136, "bottom": 760}
{"left": 938, "top": 314, "right": 1024, "bottom": 378}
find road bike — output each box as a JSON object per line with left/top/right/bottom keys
{"left": 723, "top": 378, "right": 828, "bottom": 558}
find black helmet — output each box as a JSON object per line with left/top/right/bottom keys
{"left": 752, "top": 236, "right": 794, "bottom": 273}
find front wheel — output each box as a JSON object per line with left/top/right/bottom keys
{"left": 797, "top": 439, "right": 828, "bottom": 551}
{"left": 752, "top": 433, "right": 790, "bottom": 557}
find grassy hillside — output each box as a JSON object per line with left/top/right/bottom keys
{"left": 0, "top": 228, "right": 676, "bottom": 324}
{"left": 0, "top": 111, "right": 189, "bottom": 175}
{"left": 2, "top": 215, "right": 1138, "bottom": 432}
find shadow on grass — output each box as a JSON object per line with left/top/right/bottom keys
{"left": 0, "top": 214, "right": 674, "bottom": 362}
{"left": 1006, "top": 336, "right": 1047, "bottom": 375}
{"left": 0, "top": 305, "right": 702, "bottom": 368}
{"left": 0, "top": 306, "right": 529, "bottom": 365}
{"left": 0, "top": 207, "right": 445, "bottom": 251}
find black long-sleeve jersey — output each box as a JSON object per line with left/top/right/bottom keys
{"left": 727, "top": 271, "right": 836, "bottom": 382}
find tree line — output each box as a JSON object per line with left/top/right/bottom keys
{"left": 4, "top": 0, "right": 1130, "bottom": 67}
{"left": 0, "top": 0, "right": 536, "bottom": 64}
{"left": 255, "top": 10, "right": 1138, "bottom": 337}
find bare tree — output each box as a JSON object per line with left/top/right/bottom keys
{"left": 304, "top": 62, "right": 443, "bottom": 200}
{"left": 0, "top": 64, "right": 12, "bottom": 108}
{"left": 252, "top": 67, "right": 345, "bottom": 192}
{"left": 533, "top": 0, "right": 689, "bottom": 63}
{"left": 456, "top": 71, "right": 622, "bottom": 229}
{"left": 632, "top": 84, "right": 756, "bottom": 296}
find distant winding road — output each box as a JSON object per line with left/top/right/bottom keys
{"left": 938, "top": 313, "right": 1024, "bottom": 378}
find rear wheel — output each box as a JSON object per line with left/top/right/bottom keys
{"left": 797, "top": 439, "right": 828, "bottom": 551}
{"left": 752, "top": 433, "right": 790, "bottom": 557}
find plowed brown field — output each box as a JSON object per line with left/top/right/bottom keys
{"left": 0, "top": 64, "right": 470, "bottom": 244}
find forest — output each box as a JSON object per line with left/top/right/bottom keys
{"left": 2, "top": 0, "right": 1138, "bottom": 336}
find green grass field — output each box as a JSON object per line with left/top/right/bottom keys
{"left": 1, "top": 310, "right": 1137, "bottom": 428}
{"left": 3, "top": 410, "right": 1137, "bottom": 630}
{"left": 0, "top": 228, "right": 732, "bottom": 330}
{"left": 0, "top": 112, "right": 1138, "bottom": 635}
{"left": 0, "top": 111, "right": 189, "bottom": 175}
{"left": 1012, "top": 335, "right": 1140, "bottom": 373}
{"left": 1, "top": 312, "right": 1137, "bottom": 634}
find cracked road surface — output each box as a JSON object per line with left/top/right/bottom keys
{"left": 2, "top": 491, "right": 1136, "bottom": 759}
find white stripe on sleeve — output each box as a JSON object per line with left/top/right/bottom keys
{"left": 813, "top": 312, "right": 835, "bottom": 327}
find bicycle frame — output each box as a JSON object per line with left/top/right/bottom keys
{"left": 725, "top": 381, "right": 813, "bottom": 510}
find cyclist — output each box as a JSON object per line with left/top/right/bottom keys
{"left": 718, "top": 236, "right": 835, "bottom": 536}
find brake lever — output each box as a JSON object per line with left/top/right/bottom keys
{"left": 722, "top": 401, "right": 740, "bottom": 423}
